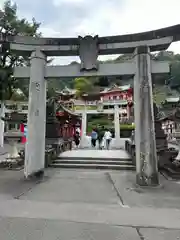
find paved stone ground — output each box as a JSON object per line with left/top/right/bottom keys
{"left": 79, "top": 136, "right": 129, "bottom": 149}
{"left": 0, "top": 141, "right": 179, "bottom": 239}
{"left": 110, "top": 171, "right": 180, "bottom": 209}
{"left": 0, "top": 169, "right": 179, "bottom": 239}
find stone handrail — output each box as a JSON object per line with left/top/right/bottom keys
{"left": 172, "top": 132, "right": 180, "bottom": 139}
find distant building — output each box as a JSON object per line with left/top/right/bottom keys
{"left": 160, "top": 96, "right": 180, "bottom": 138}
{"left": 162, "top": 96, "right": 180, "bottom": 108}
{"left": 100, "top": 84, "right": 132, "bottom": 102}
{"left": 56, "top": 84, "right": 134, "bottom": 119}
{"left": 56, "top": 86, "right": 76, "bottom": 101}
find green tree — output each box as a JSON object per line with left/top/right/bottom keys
{"left": 74, "top": 77, "right": 93, "bottom": 97}
{"left": 0, "top": 0, "right": 41, "bottom": 147}
{"left": 153, "top": 51, "right": 180, "bottom": 93}
{"left": 0, "top": 0, "right": 41, "bottom": 101}
{"left": 10, "top": 89, "right": 27, "bottom": 101}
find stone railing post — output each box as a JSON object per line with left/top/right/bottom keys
{"left": 114, "top": 105, "right": 121, "bottom": 148}
{"left": 80, "top": 107, "right": 87, "bottom": 148}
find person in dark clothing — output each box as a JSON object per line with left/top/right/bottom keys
{"left": 97, "top": 126, "right": 105, "bottom": 149}
{"left": 73, "top": 131, "right": 80, "bottom": 148}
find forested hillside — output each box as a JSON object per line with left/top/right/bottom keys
{"left": 46, "top": 51, "right": 180, "bottom": 104}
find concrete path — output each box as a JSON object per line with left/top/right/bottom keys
{"left": 0, "top": 169, "right": 180, "bottom": 239}
{"left": 0, "top": 139, "right": 180, "bottom": 239}
{"left": 59, "top": 149, "right": 131, "bottom": 160}
{"left": 79, "top": 136, "right": 129, "bottom": 149}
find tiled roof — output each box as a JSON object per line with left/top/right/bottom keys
{"left": 100, "top": 84, "right": 131, "bottom": 93}
{"left": 165, "top": 97, "right": 180, "bottom": 102}
{"left": 56, "top": 86, "right": 76, "bottom": 95}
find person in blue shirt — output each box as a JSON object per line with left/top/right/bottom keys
{"left": 24, "top": 124, "right": 27, "bottom": 139}
{"left": 91, "top": 128, "right": 97, "bottom": 148}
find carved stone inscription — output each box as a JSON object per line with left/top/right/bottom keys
{"left": 32, "top": 81, "right": 41, "bottom": 117}
{"left": 78, "top": 35, "right": 99, "bottom": 71}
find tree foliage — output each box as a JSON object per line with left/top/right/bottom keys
{"left": 74, "top": 77, "right": 93, "bottom": 97}
{"left": 0, "top": 0, "right": 41, "bottom": 101}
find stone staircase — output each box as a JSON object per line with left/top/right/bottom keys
{"left": 50, "top": 150, "right": 135, "bottom": 170}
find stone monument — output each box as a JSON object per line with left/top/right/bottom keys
{"left": 46, "top": 97, "right": 60, "bottom": 139}
{"left": 154, "top": 103, "right": 168, "bottom": 151}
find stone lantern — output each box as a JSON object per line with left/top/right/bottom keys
{"left": 2, "top": 111, "right": 26, "bottom": 162}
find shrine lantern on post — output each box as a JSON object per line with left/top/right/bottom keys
{"left": 2, "top": 111, "right": 26, "bottom": 161}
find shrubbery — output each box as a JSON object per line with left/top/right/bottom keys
{"left": 87, "top": 123, "right": 135, "bottom": 134}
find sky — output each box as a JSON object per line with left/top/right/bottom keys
{"left": 0, "top": 0, "right": 180, "bottom": 65}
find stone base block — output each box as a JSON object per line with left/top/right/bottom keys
{"left": 136, "top": 172, "right": 159, "bottom": 186}
{"left": 111, "top": 138, "right": 123, "bottom": 149}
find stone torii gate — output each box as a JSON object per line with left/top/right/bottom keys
{"left": 78, "top": 103, "right": 122, "bottom": 149}
{"left": 3, "top": 24, "right": 180, "bottom": 186}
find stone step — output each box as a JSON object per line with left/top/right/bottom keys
{"left": 57, "top": 156, "right": 131, "bottom": 161}
{"left": 50, "top": 162, "right": 135, "bottom": 170}
{"left": 161, "top": 167, "right": 180, "bottom": 180}
{"left": 53, "top": 159, "right": 133, "bottom": 165}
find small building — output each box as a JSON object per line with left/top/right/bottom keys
{"left": 56, "top": 104, "right": 81, "bottom": 139}
{"left": 160, "top": 96, "right": 180, "bottom": 138}
{"left": 56, "top": 87, "right": 76, "bottom": 101}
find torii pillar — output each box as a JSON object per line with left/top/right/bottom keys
{"left": 133, "top": 46, "right": 159, "bottom": 186}
{"left": 24, "top": 49, "right": 47, "bottom": 178}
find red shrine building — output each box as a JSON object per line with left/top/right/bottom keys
{"left": 100, "top": 84, "right": 133, "bottom": 101}
{"left": 100, "top": 84, "right": 133, "bottom": 118}
{"left": 56, "top": 84, "right": 133, "bottom": 119}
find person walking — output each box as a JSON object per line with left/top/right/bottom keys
{"left": 97, "top": 126, "right": 105, "bottom": 149}
{"left": 91, "top": 128, "right": 98, "bottom": 148}
{"left": 73, "top": 131, "right": 80, "bottom": 149}
{"left": 103, "top": 128, "right": 112, "bottom": 150}
{"left": 24, "top": 124, "right": 28, "bottom": 143}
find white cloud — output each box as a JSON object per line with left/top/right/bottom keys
{"left": 0, "top": 0, "right": 4, "bottom": 9}
{"left": 46, "top": 0, "right": 180, "bottom": 64}
{"left": 1, "top": 0, "right": 180, "bottom": 64}
{"left": 53, "top": 0, "right": 84, "bottom": 5}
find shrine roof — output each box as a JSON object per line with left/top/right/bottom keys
{"left": 57, "top": 103, "right": 80, "bottom": 117}
{"left": 100, "top": 84, "right": 131, "bottom": 93}
{"left": 165, "top": 97, "right": 180, "bottom": 103}
{"left": 56, "top": 87, "right": 76, "bottom": 95}
{"left": 82, "top": 92, "right": 101, "bottom": 96}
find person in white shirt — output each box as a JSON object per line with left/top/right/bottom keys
{"left": 76, "top": 127, "right": 80, "bottom": 134}
{"left": 103, "top": 129, "right": 112, "bottom": 150}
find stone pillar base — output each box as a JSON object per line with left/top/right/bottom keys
{"left": 136, "top": 172, "right": 159, "bottom": 186}
{"left": 25, "top": 170, "right": 44, "bottom": 180}
{"left": 80, "top": 135, "right": 89, "bottom": 148}
{"left": 112, "top": 138, "right": 122, "bottom": 149}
